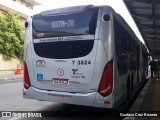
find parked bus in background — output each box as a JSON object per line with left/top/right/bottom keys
{"left": 23, "top": 5, "right": 148, "bottom": 108}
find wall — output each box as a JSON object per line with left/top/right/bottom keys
{"left": 0, "top": 54, "right": 23, "bottom": 75}
{"left": 14, "top": 0, "right": 22, "bottom": 5}
{"left": 15, "top": 0, "right": 33, "bottom": 9}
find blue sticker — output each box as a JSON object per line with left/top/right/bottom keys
{"left": 37, "top": 74, "right": 43, "bottom": 81}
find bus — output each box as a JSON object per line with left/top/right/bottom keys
{"left": 23, "top": 5, "right": 148, "bottom": 108}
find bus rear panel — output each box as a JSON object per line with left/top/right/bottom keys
{"left": 24, "top": 5, "right": 147, "bottom": 108}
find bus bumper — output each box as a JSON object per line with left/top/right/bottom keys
{"left": 23, "top": 86, "right": 113, "bottom": 108}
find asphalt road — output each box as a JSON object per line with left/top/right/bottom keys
{"left": 0, "top": 80, "right": 56, "bottom": 111}
{"left": 0, "top": 71, "right": 152, "bottom": 120}
{"left": 0, "top": 79, "right": 122, "bottom": 120}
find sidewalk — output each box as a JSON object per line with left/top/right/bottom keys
{"left": 0, "top": 71, "right": 23, "bottom": 81}
{"left": 124, "top": 69, "right": 160, "bottom": 120}
{"left": 130, "top": 78, "right": 160, "bottom": 120}
{"left": 138, "top": 78, "right": 160, "bottom": 111}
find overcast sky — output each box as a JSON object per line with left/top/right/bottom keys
{"left": 34, "top": 0, "right": 144, "bottom": 43}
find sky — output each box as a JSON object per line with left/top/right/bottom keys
{"left": 34, "top": 0, "right": 144, "bottom": 43}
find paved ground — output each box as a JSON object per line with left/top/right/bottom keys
{"left": 0, "top": 72, "right": 23, "bottom": 81}
{"left": 1, "top": 70, "right": 160, "bottom": 120}
{"left": 137, "top": 78, "right": 160, "bottom": 120}
{"left": 124, "top": 77, "right": 160, "bottom": 120}
{"left": 0, "top": 75, "right": 23, "bottom": 85}
{"left": 0, "top": 77, "right": 119, "bottom": 120}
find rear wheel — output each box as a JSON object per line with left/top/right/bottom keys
{"left": 131, "top": 74, "right": 133, "bottom": 91}
{"left": 127, "top": 77, "right": 130, "bottom": 100}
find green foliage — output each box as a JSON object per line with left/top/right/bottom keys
{"left": 0, "top": 11, "right": 24, "bottom": 60}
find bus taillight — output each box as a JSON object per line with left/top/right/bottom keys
{"left": 98, "top": 60, "right": 113, "bottom": 97}
{"left": 24, "top": 62, "right": 31, "bottom": 89}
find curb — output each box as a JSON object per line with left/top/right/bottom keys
{"left": 0, "top": 75, "right": 23, "bottom": 81}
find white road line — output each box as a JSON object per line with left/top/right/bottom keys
{"left": 8, "top": 117, "right": 21, "bottom": 120}
{"left": 123, "top": 116, "right": 135, "bottom": 120}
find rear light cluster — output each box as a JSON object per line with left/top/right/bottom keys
{"left": 24, "top": 62, "right": 31, "bottom": 89}
{"left": 98, "top": 60, "right": 113, "bottom": 97}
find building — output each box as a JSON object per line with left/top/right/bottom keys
{"left": 0, "top": 0, "right": 40, "bottom": 75}
{"left": 0, "top": 0, "right": 40, "bottom": 23}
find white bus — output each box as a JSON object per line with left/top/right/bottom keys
{"left": 23, "top": 5, "right": 148, "bottom": 108}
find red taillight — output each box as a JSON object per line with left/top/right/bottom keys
{"left": 98, "top": 60, "right": 113, "bottom": 97}
{"left": 24, "top": 62, "right": 31, "bottom": 89}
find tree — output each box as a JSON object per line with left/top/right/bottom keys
{"left": 0, "top": 11, "right": 24, "bottom": 60}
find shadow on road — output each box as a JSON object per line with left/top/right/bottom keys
{"left": 39, "top": 103, "right": 124, "bottom": 120}
{"left": 20, "top": 78, "right": 148, "bottom": 120}
{"left": 36, "top": 79, "right": 149, "bottom": 120}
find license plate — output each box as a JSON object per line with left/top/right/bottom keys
{"left": 53, "top": 78, "right": 69, "bottom": 85}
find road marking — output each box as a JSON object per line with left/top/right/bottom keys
{"left": 0, "top": 79, "right": 22, "bottom": 85}
{"left": 8, "top": 117, "right": 21, "bottom": 120}
{"left": 123, "top": 116, "right": 135, "bottom": 120}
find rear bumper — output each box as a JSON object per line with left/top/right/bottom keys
{"left": 23, "top": 86, "right": 114, "bottom": 108}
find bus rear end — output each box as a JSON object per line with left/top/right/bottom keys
{"left": 23, "top": 5, "right": 114, "bottom": 108}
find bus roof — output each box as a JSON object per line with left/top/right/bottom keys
{"left": 39, "top": 5, "right": 94, "bottom": 16}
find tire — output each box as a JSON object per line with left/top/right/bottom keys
{"left": 131, "top": 74, "right": 133, "bottom": 91}
{"left": 127, "top": 78, "right": 130, "bottom": 100}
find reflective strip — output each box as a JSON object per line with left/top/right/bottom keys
{"left": 33, "top": 35, "right": 95, "bottom": 43}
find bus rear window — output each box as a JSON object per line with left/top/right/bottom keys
{"left": 32, "top": 8, "right": 98, "bottom": 39}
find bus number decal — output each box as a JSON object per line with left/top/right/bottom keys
{"left": 52, "top": 20, "right": 74, "bottom": 28}
{"left": 72, "top": 60, "right": 91, "bottom": 65}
